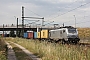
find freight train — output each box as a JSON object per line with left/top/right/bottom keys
{"left": 24, "top": 26, "right": 80, "bottom": 44}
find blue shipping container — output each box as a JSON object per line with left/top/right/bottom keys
{"left": 34, "top": 32, "right": 37, "bottom": 38}
{"left": 24, "top": 32, "right": 28, "bottom": 38}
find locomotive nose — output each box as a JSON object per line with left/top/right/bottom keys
{"left": 67, "top": 33, "right": 79, "bottom": 38}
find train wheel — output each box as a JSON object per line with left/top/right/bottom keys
{"left": 48, "top": 39, "right": 51, "bottom": 42}
{"left": 61, "top": 40, "right": 65, "bottom": 44}
{"left": 58, "top": 41, "right": 62, "bottom": 44}
{"left": 74, "top": 41, "right": 78, "bottom": 44}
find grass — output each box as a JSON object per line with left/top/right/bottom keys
{"left": 4, "top": 37, "right": 90, "bottom": 60}
{"left": 78, "top": 28, "right": 90, "bottom": 40}
{"left": 0, "top": 38, "right": 7, "bottom": 60}
{"left": 8, "top": 42, "right": 32, "bottom": 60}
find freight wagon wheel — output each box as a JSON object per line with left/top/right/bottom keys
{"left": 55, "top": 40, "right": 58, "bottom": 43}
{"left": 58, "top": 41, "right": 62, "bottom": 44}
{"left": 58, "top": 39, "right": 63, "bottom": 44}
{"left": 50, "top": 39, "right": 54, "bottom": 43}
{"left": 73, "top": 41, "right": 78, "bottom": 44}
{"left": 61, "top": 39, "right": 65, "bottom": 44}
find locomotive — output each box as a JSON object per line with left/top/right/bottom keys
{"left": 49, "top": 26, "right": 80, "bottom": 43}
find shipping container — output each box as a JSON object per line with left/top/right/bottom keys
{"left": 37, "top": 32, "right": 40, "bottom": 38}
{"left": 34, "top": 32, "right": 37, "bottom": 38}
{"left": 28, "top": 32, "right": 33, "bottom": 39}
{"left": 24, "top": 32, "right": 28, "bottom": 38}
{"left": 41, "top": 30, "right": 49, "bottom": 39}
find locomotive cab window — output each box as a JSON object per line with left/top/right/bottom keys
{"left": 68, "top": 28, "right": 76, "bottom": 33}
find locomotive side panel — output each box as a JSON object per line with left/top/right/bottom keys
{"left": 62, "top": 29, "right": 68, "bottom": 40}
{"left": 49, "top": 29, "right": 63, "bottom": 40}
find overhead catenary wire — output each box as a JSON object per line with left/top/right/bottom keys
{"left": 44, "top": 21, "right": 54, "bottom": 25}
{"left": 70, "top": 20, "right": 90, "bottom": 27}
{"left": 23, "top": 6, "right": 45, "bottom": 27}
{"left": 46, "top": 2, "right": 90, "bottom": 21}
{"left": 67, "top": 20, "right": 90, "bottom": 27}
{"left": 24, "top": 7, "right": 42, "bottom": 17}
{"left": 58, "top": 14, "right": 90, "bottom": 27}
{"left": 24, "top": 19, "right": 40, "bottom": 25}
{"left": 76, "top": 20, "right": 90, "bottom": 24}
{"left": 62, "top": 15, "right": 90, "bottom": 24}
{"left": 24, "top": 19, "right": 40, "bottom": 21}
{"left": 45, "top": 0, "right": 79, "bottom": 19}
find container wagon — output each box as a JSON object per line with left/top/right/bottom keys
{"left": 28, "top": 32, "right": 33, "bottom": 39}
{"left": 34, "top": 32, "right": 37, "bottom": 39}
{"left": 41, "top": 30, "right": 49, "bottom": 40}
{"left": 24, "top": 32, "right": 28, "bottom": 38}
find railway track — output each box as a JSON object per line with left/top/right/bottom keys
{"left": 49, "top": 39, "right": 90, "bottom": 48}
{"left": 78, "top": 42, "right": 90, "bottom": 47}
{"left": 77, "top": 39, "right": 90, "bottom": 47}
{"left": 28, "top": 39, "right": 90, "bottom": 48}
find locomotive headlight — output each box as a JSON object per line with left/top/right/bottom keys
{"left": 76, "top": 35, "right": 79, "bottom": 38}
{"left": 67, "top": 34, "right": 78, "bottom": 38}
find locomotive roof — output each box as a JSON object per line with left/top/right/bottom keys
{"left": 59, "top": 26, "right": 75, "bottom": 28}
{"left": 50, "top": 26, "right": 76, "bottom": 31}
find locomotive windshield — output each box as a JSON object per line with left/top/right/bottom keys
{"left": 68, "top": 28, "right": 77, "bottom": 33}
